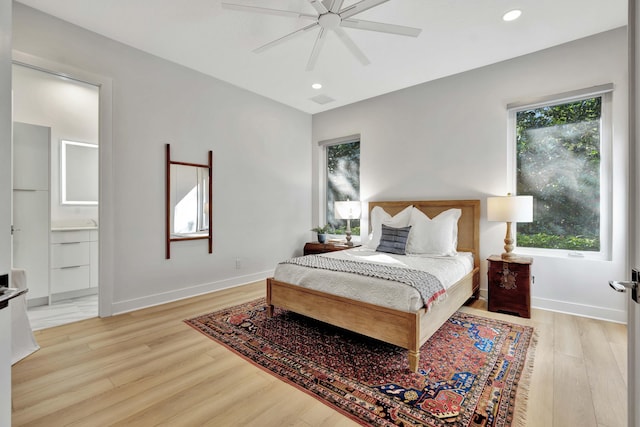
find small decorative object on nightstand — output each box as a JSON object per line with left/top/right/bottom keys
{"left": 310, "top": 225, "right": 329, "bottom": 244}
{"left": 487, "top": 255, "right": 533, "bottom": 318}
{"left": 304, "top": 242, "right": 360, "bottom": 256}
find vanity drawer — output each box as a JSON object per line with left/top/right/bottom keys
{"left": 50, "top": 265, "right": 91, "bottom": 293}
{"left": 51, "top": 242, "right": 90, "bottom": 268}
{"left": 51, "top": 229, "right": 92, "bottom": 244}
{"left": 50, "top": 228, "right": 98, "bottom": 295}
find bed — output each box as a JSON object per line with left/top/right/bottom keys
{"left": 266, "top": 199, "right": 480, "bottom": 372}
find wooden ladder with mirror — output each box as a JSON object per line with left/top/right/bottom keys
{"left": 165, "top": 143, "right": 213, "bottom": 259}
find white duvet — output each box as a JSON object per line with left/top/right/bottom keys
{"left": 273, "top": 247, "right": 474, "bottom": 312}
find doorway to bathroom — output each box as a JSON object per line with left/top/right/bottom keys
{"left": 12, "top": 63, "right": 100, "bottom": 329}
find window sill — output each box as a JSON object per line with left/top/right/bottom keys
{"left": 515, "top": 246, "right": 610, "bottom": 262}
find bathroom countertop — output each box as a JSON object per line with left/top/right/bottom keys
{"left": 51, "top": 226, "right": 98, "bottom": 231}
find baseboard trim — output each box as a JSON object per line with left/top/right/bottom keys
{"left": 110, "top": 270, "right": 274, "bottom": 315}
{"left": 26, "top": 296, "right": 48, "bottom": 308}
{"left": 477, "top": 289, "right": 626, "bottom": 323}
{"left": 531, "top": 296, "right": 626, "bottom": 324}
{"left": 51, "top": 288, "right": 98, "bottom": 303}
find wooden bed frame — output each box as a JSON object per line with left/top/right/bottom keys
{"left": 266, "top": 199, "right": 480, "bottom": 372}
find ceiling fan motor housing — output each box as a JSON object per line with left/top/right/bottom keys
{"left": 318, "top": 12, "right": 341, "bottom": 29}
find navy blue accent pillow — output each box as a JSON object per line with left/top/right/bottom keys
{"left": 376, "top": 224, "right": 412, "bottom": 255}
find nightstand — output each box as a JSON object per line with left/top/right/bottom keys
{"left": 303, "top": 242, "right": 360, "bottom": 255}
{"left": 487, "top": 255, "right": 533, "bottom": 318}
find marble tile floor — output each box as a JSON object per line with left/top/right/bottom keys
{"left": 27, "top": 294, "right": 98, "bottom": 330}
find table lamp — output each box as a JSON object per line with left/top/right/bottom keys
{"left": 487, "top": 194, "right": 533, "bottom": 259}
{"left": 334, "top": 201, "right": 361, "bottom": 246}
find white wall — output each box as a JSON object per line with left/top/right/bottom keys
{"left": 12, "top": 64, "right": 99, "bottom": 224}
{"left": 13, "top": 4, "right": 312, "bottom": 314}
{"left": 313, "top": 28, "right": 629, "bottom": 322}
{"left": 0, "top": 0, "right": 11, "bottom": 424}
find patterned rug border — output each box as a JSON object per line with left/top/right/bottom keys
{"left": 185, "top": 298, "right": 537, "bottom": 427}
{"left": 501, "top": 320, "right": 537, "bottom": 427}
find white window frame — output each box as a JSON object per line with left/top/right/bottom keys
{"left": 318, "top": 134, "right": 361, "bottom": 231}
{"left": 507, "top": 85, "right": 613, "bottom": 260}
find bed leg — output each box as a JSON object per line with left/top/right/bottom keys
{"left": 408, "top": 350, "right": 419, "bottom": 372}
{"left": 266, "top": 277, "right": 274, "bottom": 317}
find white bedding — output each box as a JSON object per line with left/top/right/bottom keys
{"left": 273, "top": 247, "right": 474, "bottom": 312}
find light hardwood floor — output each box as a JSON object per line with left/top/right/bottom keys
{"left": 12, "top": 281, "right": 627, "bottom": 427}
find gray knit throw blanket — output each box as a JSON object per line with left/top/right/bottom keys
{"left": 280, "top": 255, "right": 445, "bottom": 308}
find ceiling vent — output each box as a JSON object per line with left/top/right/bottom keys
{"left": 310, "top": 94, "right": 335, "bottom": 105}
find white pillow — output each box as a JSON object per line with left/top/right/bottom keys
{"left": 405, "top": 208, "right": 462, "bottom": 256}
{"left": 366, "top": 205, "right": 413, "bottom": 249}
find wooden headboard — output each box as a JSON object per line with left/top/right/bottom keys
{"left": 368, "top": 200, "right": 481, "bottom": 268}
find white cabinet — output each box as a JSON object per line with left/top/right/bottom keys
{"left": 12, "top": 122, "right": 51, "bottom": 303}
{"left": 50, "top": 229, "right": 98, "bottom": 297}
{"left": 13, "top": 122, "right": 49, "bottom": 191}
{"left": 13, "top": 191, "right": 50, "bottom": 300}
{"left": 90, "top": 237, "right": 98, "bottom": 288}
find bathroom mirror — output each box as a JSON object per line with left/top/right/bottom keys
{"left": 61, "top": 140, "right": 99, "bottom": 205}
{"left": 165, "top": 144, "right": 212, "bottom": 259}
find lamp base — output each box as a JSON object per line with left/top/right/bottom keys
{"left": 501, "top": 221, "right": 516, "bottom": 260}
{"left": 345, "top": 231, "right": 353, "bottom": 246}
{"left": 345, "top": 218, "right": 354, "bottom": 246}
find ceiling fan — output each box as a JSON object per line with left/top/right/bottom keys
{"left": 221, "top": 0, "right": 422, "bottom": 71}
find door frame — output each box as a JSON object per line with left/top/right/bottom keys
{"left": 629, "top": 1, "right": 639, "bottom": 425}
{"left": 12, "top": 50, "right": 114, "bottom": 317}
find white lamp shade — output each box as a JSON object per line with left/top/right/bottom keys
{"left": 334, "top": 201, "right": 362, "bottom": 220}
{"left": 487, "top": 195, "right": 533, "bottom": 223}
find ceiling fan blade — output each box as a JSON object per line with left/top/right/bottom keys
{"left": 340, "top": 19, "right": 421, "bottom": 37}
{"left": 327, "top": 0, "right": 345, "bottom": 13}
{"left": 306, "top": 28, "right": 328, "bottom": 71}
{"left": 221, "top": 3, "right": 317, "bottom": 20}
{"left": 253, "top": 23, "right": 319, "bottom": 54}
{"left": 306, "top": 0, "right": 329, "bottom": 15}
{"left": 333, "top": 26, "right": 370, "bottom": 66}
{"left": 339, "top": 0, "right": 390, "bottom": 19}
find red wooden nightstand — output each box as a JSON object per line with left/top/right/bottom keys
{"left": 487, "top": 255, "right": 533, "bottom": 318}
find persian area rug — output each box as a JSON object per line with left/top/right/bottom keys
{"left": 185, "top": 298, "right": 536, "bottom": 427}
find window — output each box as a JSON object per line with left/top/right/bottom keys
{"left": 509, "top": 87, "right": 612, "bottom": 257}
{"left": 324, "top": 138, "right": 360, "bottom": 234}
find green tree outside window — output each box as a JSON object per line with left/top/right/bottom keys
{"left": 326, "top": 141, "right": 360, "bottom": 234}
{"left": 516, "top": 97, "right": 601, "bottom": 251}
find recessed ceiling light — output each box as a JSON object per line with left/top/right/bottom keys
{"left": 312, "top": 83, "right": 322, "bottom": 90}
{"left": 502, "top": 9, "right": 522, "bottom": 22}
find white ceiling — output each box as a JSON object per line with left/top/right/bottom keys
{"left": 17, "top": 0, "right": 627, "bottom": 114}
